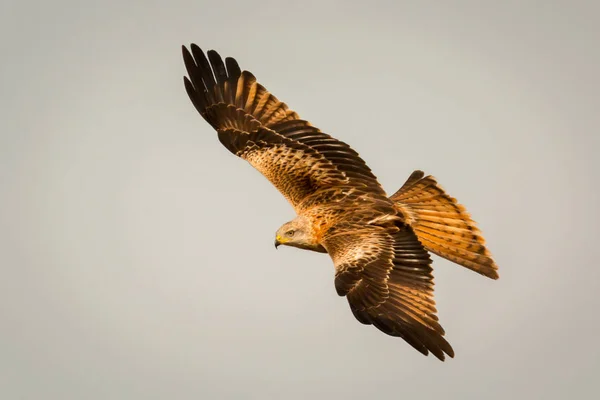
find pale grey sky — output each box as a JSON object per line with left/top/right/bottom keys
{"left": 1, "top": 0, "right": 599, "bottom": 399}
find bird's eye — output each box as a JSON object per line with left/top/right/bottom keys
{"left": 286, "top": 230, "right": 295, "bottom": 237}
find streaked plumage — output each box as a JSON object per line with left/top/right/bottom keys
{"left": 182, "top": 44, "right": 499, "bottom": 361}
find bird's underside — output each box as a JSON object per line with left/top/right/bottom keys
{"left": 182, "top": 44, "right": 499, "bottom": 361}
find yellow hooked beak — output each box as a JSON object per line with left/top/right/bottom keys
{"left": 274, "top": 235, "right": 289, "bottom": 249}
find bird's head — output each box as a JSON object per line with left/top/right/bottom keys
{"left": 274, "top": 217, "right": 323, "bottom": 252}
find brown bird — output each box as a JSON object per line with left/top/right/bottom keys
{"left": 181, "top": 44, "right": 499, "bottom": 361}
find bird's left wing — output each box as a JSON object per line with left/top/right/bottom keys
{"left": 182, "top": 44, "right": 386, "bottom": 210}
{"left": 322, "top": 223, "right": 454, "bottom": 361}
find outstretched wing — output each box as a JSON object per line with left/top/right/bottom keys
{"left": 182, "top": 44, "right": 386, "bottom": 209}
{"left": 323, "top": 223, "right": 454, "bottom": 361}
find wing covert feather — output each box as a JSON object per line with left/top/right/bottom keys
{"left": 218, "top": 127, "right": 347, "bottom": 207}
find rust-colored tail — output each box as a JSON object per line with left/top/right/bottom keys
{"left": 390, "top": 170, "right": 499, "bottom": 279}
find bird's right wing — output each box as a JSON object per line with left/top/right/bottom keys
{"left": 182, "top": 44, "right": 387, "bottom": 210}
{"left": 322, "top": 222, "right": 454, "bottom": 361}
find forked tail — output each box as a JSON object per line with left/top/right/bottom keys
{"left": 390, "top": 170, "right": 499, "bottom": 279}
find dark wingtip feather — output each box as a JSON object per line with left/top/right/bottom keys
{"left": 189, "top": 43, "right": 202, "bottom": 55}
{"left": 207, "top": 50, "right": 227, "bottom": 82}
{"left": 183, "top": 76, "right": 206, "bottom": 115}
{"left": 189, "top": 45, "right": 217, "bottom": 95}
{"left": 225, "top": 57, "right": 241, "bottom": 79}
{"left": 182, "top": 48, "right": 198, "bottom": 83}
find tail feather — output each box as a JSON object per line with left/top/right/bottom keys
{"left": 391, "top": 171, "right": 499, "bottom": 279}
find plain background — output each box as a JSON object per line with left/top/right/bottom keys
{"left": 1, "top": 0, "right": 599, "bottom": 398}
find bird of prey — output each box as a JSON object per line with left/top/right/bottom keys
{"left": 181, "top": 44, "right": 499, "bottom": 361}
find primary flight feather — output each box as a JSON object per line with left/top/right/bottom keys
{"left": 182, "top": 44, "right": 499, "bottom": 361}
